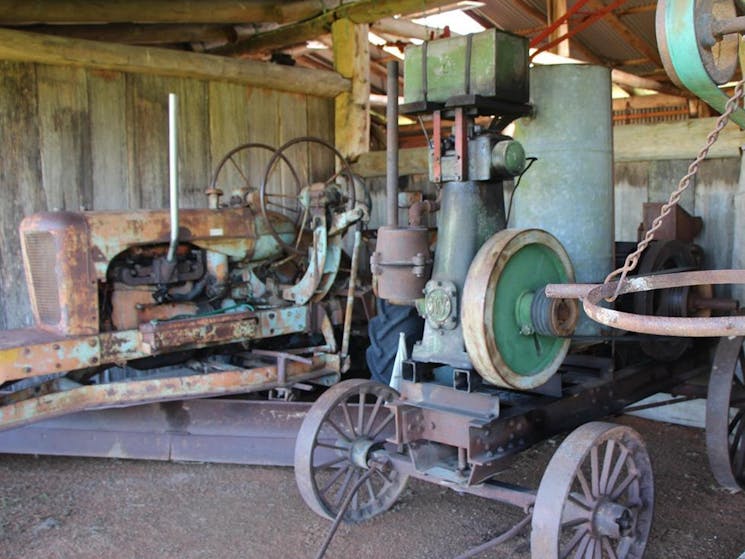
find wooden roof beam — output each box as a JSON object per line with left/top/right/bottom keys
{"left": 209, "top": 0, "right": 458, "bottom": 56}
{"left": 0, "top": 1, "right": 347, "bottom": 25}
{"left": 5, "top": 23, "right": 241, "bottom": 45}
{"left": 0, "top": 27, "right": 350, "bottom": 97}
{"left": 371, "top": 17, "right": 446, "bottom": 41}
{"left": 611, "top": 69, "right": 687, "bottom": 97}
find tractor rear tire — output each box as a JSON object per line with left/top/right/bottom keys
{"left": 365, "top": 299, "right": 423, "bottom": 385}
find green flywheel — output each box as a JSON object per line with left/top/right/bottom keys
{"left": 462, "top": 229, "right": 577, "bottom": 390}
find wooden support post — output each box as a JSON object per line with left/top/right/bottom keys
{"left": 547, "top": 0, "right": 570, "bottom": 58}
{"left": 332, "top": 19, "right": 370, "bottom": 159}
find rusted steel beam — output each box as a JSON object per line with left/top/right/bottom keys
{"left": 0, "top": 400, "right": 314, "bottom": 465}
{"left": 0, "top": 356, "right": 337, "bottom": 432}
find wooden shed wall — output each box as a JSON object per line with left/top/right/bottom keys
{"left": 0, "top": 60, "right": 334, "bottom": 330}
{"left": 615, "top": 158, "right": 741, "bottom": 274}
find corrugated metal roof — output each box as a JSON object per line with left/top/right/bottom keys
{"left": 467, "top": 0, "right": 661, "bottom": 74}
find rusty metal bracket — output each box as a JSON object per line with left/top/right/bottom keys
{"left": 546, "top": 269, "right": 745, "bottom": 336}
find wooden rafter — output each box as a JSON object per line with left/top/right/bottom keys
{"left": 209, "top": 0, "right": 457, "bottom": 56}
{"left": 372, "top": 17, "right": 442, "bottom": 41}
{"left": 5, "top": 23, "right": 241, "bottom": 45}
{"left": 617, "top": 3, "right": 656, "bottom": 17}
{"left": 0, "top": 1, "right": 347, "bottom": 24}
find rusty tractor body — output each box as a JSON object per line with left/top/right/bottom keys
{"left": 0, "top": 136, "right": 369, "bottom": 431}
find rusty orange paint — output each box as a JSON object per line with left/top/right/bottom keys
{"left": 0, "top": 306, "right": 311, "bottom": 384}
{"left": 0, "top": 355, "right": 337, "bottom": 432}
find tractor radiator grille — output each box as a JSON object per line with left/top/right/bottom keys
{"left": 22, "top": 231, "right": 61, "bottom": 325}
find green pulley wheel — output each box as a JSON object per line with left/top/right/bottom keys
{"left": 461, "top": 228, "right": 578, "bottom": 390}
{"left": 656, "top": 0, "right": 745, "bottom": 128}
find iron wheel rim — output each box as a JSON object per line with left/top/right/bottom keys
{"left": 294, "top": 379, "right": 407, "bottom": 522}
{"left": 531, "top": 422, "right": 654, "bottom": 559}
{"left": 706, "top": 335, "right": 745, "bottom": 492}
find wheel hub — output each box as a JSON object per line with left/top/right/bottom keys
{"left": 592, "top": 499, "right": 634, "bottom": 539}
{"left": 349, "top": 438, "right": 382, "bottom": 469}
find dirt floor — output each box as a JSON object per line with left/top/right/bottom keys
{"left": 0, "top": 415, "right": 743, "bottom": 559}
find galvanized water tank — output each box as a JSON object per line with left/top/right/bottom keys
{"left": 512, "top": 64, "right": 613, "bottom": 336}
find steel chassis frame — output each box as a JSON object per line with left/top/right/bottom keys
{"left": 383, "top": 350, "right": 710, "bottom": 510}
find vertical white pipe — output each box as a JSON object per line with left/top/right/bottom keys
{"left": 167, "top": 92, "right": 179, "bottom": 262}
{"left": 386, "top": 60, "right": 399, "bottom": 227}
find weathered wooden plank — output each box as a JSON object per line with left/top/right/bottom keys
{"left": 648, "top": 160, "right": 695, "bottom": 214}
{"left": 88, "top": 69, "right": 130, "bottom": 210}
{"left": 0, "top": 1, "right": 330, "bottom": 24}
{"left": 731, "top": 158, "right": 745, "bottom": 305}
{"left": 36, "top": 64, "right": 92, "bottom": 211}
{"left": 306, "top": 95, "right": 335, "bottom": 183}
{"left": 278, "top": 92, "right": 309, "bottom": 208}
{"left": 0, "top": 62, "right": 45, "bottom": 329}
{"left": 12, "top": 24, "right": 238, "bottom": 45}
{"left": 355, "top": 117, "right": 745, "bottom": 179}
{"left": 0, "top": 28, "right": 349, "bottom": 98}
{"left": 126, "top": 73, "right": 174, "bottom": 209}
{"left": 614, "top": 118, "right": 745, "bottom": 161}
{"left": 207, "top": 81, "right": 252, "bottom": 198}
{"left": 246, "top": 87, "right": 281, "bottom": 201}
{"left": 694, "top": 158, "right": 740, "bottom": 278}
{"left": 173, "top": 78, "right": 210, "bottom": 208}
{"left": 352, "top": 147, "right": 428, "bottom": 177}
{"left": 613, "top": 161, "right": 649, "bottom": 242}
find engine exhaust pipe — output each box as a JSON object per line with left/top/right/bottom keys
{"left": 386, "top": 60, "right": 399, "bottom": 228}
{"left": 167, "top": 92, "right": 180, "bottom": 263}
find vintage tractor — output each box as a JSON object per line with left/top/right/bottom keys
{"left": 0, "top": 123, "right": 370, "bottom": 429}
{"left": 294, "top": 11, "right": 745, "bottom": 558}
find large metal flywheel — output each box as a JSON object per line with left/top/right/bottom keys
{"left": 656, "top": 0, "right": 745, "bottom": 127}
{"left": 462, "top": 228, "right": 577, "bottom": 390}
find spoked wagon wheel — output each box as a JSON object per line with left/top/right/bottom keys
{"left": 294, "top": 379, "right": 407, "bottom": 523}
{"left": 209, "top": 142, "right": 302, "bottom": 196}
{"left": 261, "top": 136, "right": 357, "bottom": 256}
{"left": 706, "top": 335, "right": 745, "bottom": 492}
{"left": 531, "top": 422, "right": 654, "bottom": 559}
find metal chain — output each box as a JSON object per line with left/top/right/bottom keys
{"left": 604, "top": 79, "right": 745, "bottom": 302}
